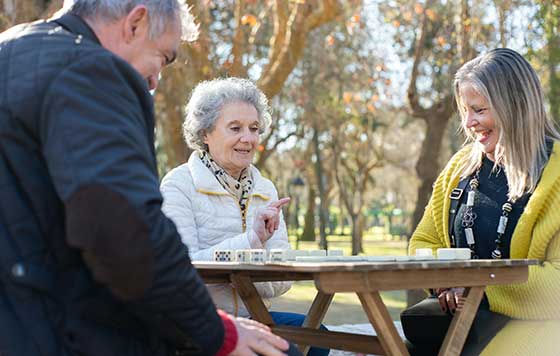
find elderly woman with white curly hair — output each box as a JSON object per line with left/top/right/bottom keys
{"left": 161, "top": 77, "right": 329, "bottom": 356}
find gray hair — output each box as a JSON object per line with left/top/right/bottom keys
{"left": 455, "top": 48, "right": 560, "bottom": 201}
{"left": 183, "top": 77, "right": 272, "bottom": 152}
{"left": 62, "top": 0, "right": 198, "bottom": 41}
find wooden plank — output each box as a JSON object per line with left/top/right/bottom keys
{"left": 358, "top": 292, "right": 409, "bottom": 356}
{"left": 302, "top": 291, "right": 334, "bottom": 328}
{"left": 438, "top": 286, "right": 485, "bottom": 356}
{"left": 230, "top": 274, "right": 274, "bottom": 325}
{"left": 194, "top": 259, "right": 538, "bottom": 273}
{"left": 202, "top": 272, "right": 313, "bottom": 284}
{"left": 316, "top": 266, "right": 528, "bottom": 293}
{"left": 272, "top": 325, "right": 384, "bottom": 355}
{"left": 299, "top": 291, "right": 334, "bottom": 355}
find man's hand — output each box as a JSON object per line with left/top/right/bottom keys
{"left": 436, "top": 287, "right": 465, "bottom": 314}
{"left": 252, "top": 198, "right": 290, "bottom": 243}
{"left": 229, "top": 317, "right": 289, "bottom": 356}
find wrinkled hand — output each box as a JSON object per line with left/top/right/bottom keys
{"left": 252, "top": 198, "right": 290, "bottom": 243}
{"left": 229, "top": 317, "right": 289, "bottom": 356}
{"left": 436, "top": 287, "right": 465, "bottom": 314}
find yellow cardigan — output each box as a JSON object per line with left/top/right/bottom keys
{"left": 410, "top": 142, "right": 560, "bottom": 355}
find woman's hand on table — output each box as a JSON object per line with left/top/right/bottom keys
{"left": 436, "top": 287, "right": 465, "bottom": 314}
{"left": 252, "top": 198, "right": 290, "bottom": 243}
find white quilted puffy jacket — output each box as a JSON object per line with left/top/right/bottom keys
{"left": 160, "top": 152, "right": 292, "bottom": 317}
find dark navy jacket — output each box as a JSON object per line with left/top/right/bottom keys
{"left": 0, "top": 14, "right": 224, "bottom": 356}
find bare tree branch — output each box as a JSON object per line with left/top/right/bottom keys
{"left": 230, "top": 0, "right": 248, "bottom": 77}
{"left": 407, "top": 0, "right": 433, "bottom": 120}
{"left": 258, "top": 0, "right": 342, "bottom": 97}
{"left": 262, "top": 0, "right": 289, "bottom": 74}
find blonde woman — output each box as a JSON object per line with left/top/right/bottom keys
{"left": 408, "top": 48, "right": 560, "bottom": 355}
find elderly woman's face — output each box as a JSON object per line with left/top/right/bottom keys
{"left": 459, "top": 83, "right": 499, "bottom": 161}
{"left": 203, "top": 101, "right": 260, "bottom": 177}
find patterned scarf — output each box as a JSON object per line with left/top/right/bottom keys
{"left": 199, "top": 151, "right": 254, "bottom": 228}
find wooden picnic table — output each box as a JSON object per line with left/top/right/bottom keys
{"left": 193, "top": 258, "right": 537, "bottom": 356}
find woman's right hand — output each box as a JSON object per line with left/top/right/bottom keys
{"left": 436, "top": 287, "right": 465, "bottom": 314}
{"left": 252, "top": 198, "right": 290, "bottom": 243}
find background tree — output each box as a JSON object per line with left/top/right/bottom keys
{"left": 155, "top": 0, "right": 350, "bottom": 173}
{"left": 0, "top": 0, "right": 61, "bottom": 31}
{"left": 530, "top": 0, "right": 559, "bottom": 123}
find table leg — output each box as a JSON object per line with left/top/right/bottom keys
{"left": 230, "top": 274, "right": 274, "bottom": 325}
{"left": 358, "top": 292, "right": 409, "bottom": 356}
{"left": 438, "top": 286, "right": 485, "bottom": 356}
{"left": 299, "top": 291, "right": 334, "bottom": 355}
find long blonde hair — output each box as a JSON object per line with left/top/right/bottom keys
{"left": 454, "top": 48, "right": 560, "bottom": 201}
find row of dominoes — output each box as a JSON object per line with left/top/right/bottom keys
{"left": 417, "top": 248, "right": 471, "bottom": 260}
{"left": 293, "top": 248, "right": 472, "bottom": 263}
{"left": 213, "top": 249, "right": 344, "bottom": 263}
{"left": 293, "top": 255, "right": 433, "bottom": 262}
{"left": 212, "top": 248, "right": 472, "bottom": 263}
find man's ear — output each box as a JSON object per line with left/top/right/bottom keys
{"left": 123, "top": 5, "right": 149, "bottom": 43}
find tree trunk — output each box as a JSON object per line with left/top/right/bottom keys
{"left": 350, "top": 213, "right": 362, "bottom": 255}
{"left": 543, "top": 2, "right": 559, "bottom": 123}
{"left": 357, "top": 213, "right": 364, "bottom": 252}
{"left": 338, "top": 193, "right": 347, "bottom": 235}
{"left": 301, "top": 185, "right": 316, "bottom": 242}
{"left": 312, "top": 122, "right": 329, "bottom": 250}
{"left": 410, "top": 114, "right": 450, "bottom": 231}
{"left": 1, "top": 0, "right": 60, "bottom": 31}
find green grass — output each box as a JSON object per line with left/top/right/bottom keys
{"left": 272, "top": 237, "right": 409, "bottom": 323}
{"left": 272, "top": 282, "right": 406, "bottom": 324}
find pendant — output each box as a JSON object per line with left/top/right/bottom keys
{"left": 497, "top": 216, "right": 508, "bottom": 234}
{"left": 464, "top": 228, "right": 475, "bottom": 245}
{"left": 491, "top": 249, "right": 502, "bottom": 259}
{"left": 466, "top": 190, "right": 476, "bottom": 207}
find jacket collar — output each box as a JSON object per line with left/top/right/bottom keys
{"left": 52, "top": 13, "right": 101, "bottom": 45}
{"left": 187, "top": 152, "right": 270, "bottom": 199}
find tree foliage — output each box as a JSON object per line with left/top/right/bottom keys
{"left": 155, "top": 0, "right": 350, "bottom": 172}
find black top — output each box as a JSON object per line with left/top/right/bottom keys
{"left": 453, "top": 141, "right": 553, "bottom": 259}
{"left": 0, "top": 14, "right": 224, "bottom": 355}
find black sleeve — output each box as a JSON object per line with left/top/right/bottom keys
{"left": 40, "top": 52, "right": 224, "bottom": 355}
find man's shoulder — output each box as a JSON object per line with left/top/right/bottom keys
{"left": 2, "top": 19, "right": 125, "bottom": 70}
{"left": 0, "top": 20, "right": 117, "bottom": 81}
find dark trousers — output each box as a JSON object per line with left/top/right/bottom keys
{"left": 269, "top": 311, "right": 330, "bottom": 356}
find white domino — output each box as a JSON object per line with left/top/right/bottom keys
{"left": 285, "top": 250, "right": 309, "bottom": 261}
{"left": 214, "top": 250, "right": 234, "bottom": 262}
{"left": 268, "top": 249, "right": 287, "bottom": 262}
{"left": 415, "top": 248, "right": 434, "bottom": 258}
{"left": 366, "top": 256, "right": 396, "bottom": 262}
{"left": 337, "top": 256, "right": 368, "bottom": 262}
{"left": 235, "top": 249, "right": 251, "bottom": 263}
{"left": 249, "top": 249, "right": 266, "bottom": 263}
{"left": 295, "top": 256, "right": 336, "bottom": 262}
{"left": 394, "top": 256, "right": 411, "bottom": 262}
{"left": 410, "top": 255, "right": 433, "bottom": 261}
{"left": 327, "top": 249, "right": 344, "bottom": 256}
{"left": 308, "top": 250, "right": 327, "bottom": 257}
{"left": 437, "top": 248, "right": 471, "bottom": 260}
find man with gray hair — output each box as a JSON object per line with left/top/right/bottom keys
{"left": 0, "top": 1, "right": 293, "bottom": 355}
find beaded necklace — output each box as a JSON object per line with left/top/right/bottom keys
{"left": 461, "top": 167, "right": 513, "bottom": 259}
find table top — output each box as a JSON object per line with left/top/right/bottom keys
{"left": 193, "top": 258, "right": 539, "bottom": 273}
